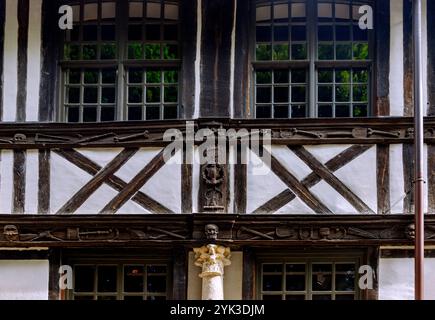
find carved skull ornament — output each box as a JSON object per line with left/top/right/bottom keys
{"left": 205, "top": 224, "right": 219, "bottom": 241}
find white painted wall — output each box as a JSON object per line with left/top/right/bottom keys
{"left": 246, "top": 145, "right": 378, "bottom": 214}
{"left": 141, "top": 149, "right": 182, "bottom": 213}
{"left": 0, "top": 260, "right": 49, "bottom": 300}
{"left": 0, "top": 143, "right": 428, "bottom": 215}
{"left": 379, "top": 257, "right": 435, "bottom": 300}
{"left": 388, "top": 0, "right": 428, "bottom": 116}
{"left": 1, "top": 0, "right": 43, "bottom": 122}
{"left": 0, "top": 150, "right": 13, "bottom": 213}
{"left": 390, "top": 0, "right": 404, "bottom": 116}
{"left": 2, "top": 0, "right": 19, "bottom": 121}
{"left": 26, "top": 0, "right": 42, "bottom": 122}
{"left": 24, "top": 150, "right": 39, "bottom": 214}
{"left": 389, "top": 144, "right": 405, "bottom": 214}
{"left": 246, "top": 149, "right": 287, "bottom": 213}
{"left": 49, "top": 147, "right": 181, "bottom": 214}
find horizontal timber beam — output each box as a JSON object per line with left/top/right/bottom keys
{"left": 0, "top": 214, "right": 434, "bottom": 248}
{"left": 0, "top": 118, "right": 433, "bottom": 148}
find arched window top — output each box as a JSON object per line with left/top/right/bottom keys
{"left": 60, "top": 0, "right": 181, "bottom": 123}
{"left": 253, "top": 0, "right": 374, "bottom": 119}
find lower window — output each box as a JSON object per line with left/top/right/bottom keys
{"left": 259, "top": 258, "right": 359, "bottom": 300}
{"left": 71, "top": 262, "right": 169, "bottom": 300}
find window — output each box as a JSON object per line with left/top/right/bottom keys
{"left": 254, "top": 0, "right": 372, "bottom": 118}
{"left": 71, "top": 263, "right": 169, "bottom": 300}
{"left": 259, "top": 258, "right": 359, "bottom": 300}
{"left": 62, "top": 0, "right": 180, "bottom": 122}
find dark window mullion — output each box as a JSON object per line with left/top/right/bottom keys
{"left": 161, "top": 70, "right": 164, "bottom": 119}
{"left": 289, "top": 74, "right": 292, "bottom": 118}
{"left": 308, "top": 0, "right": 317, "bottom": 117}
{"left": 116, "top": 0, "right": 129, "bottom": 121}
{"left": 160, "top": 0, "right": 165, "bottom": 59}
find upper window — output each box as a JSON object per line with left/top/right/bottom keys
{"left": 62, "top": 0, "right": 180, "bottom": 122}
{"left": 254, "top": 0, "right": 372, "bottom": 119}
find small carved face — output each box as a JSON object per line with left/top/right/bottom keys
{"left": 205, "top": 224, "right": 219, "bottom": 240}
{"left": 405, "top": 224, "right": 416, "bottom": 240}
{"left": 319, "top": 228, "right": 330, "bottom": 239}
{"left": 202, "top": 164, "right": 224, "bottom": 185}
{"left": 4, "top": 225, "right": 19, "bottom": 242}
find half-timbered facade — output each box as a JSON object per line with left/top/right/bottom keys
{"left": 0, "top": 0, "right": 434, "bottom": 300}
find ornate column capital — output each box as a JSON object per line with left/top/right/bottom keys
{"left": 194, "top": 244, "right": 231, "bottom": 277}
{"left": 193, "top": 244, "right": 231, "bottom": 300}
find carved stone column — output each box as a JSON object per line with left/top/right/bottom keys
{"left": 194, "top": 244, "right": 231, "bottom": 300}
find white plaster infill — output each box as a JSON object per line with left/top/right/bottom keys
{"left": 194, "top": 244, "right": 231, "bottom": 300}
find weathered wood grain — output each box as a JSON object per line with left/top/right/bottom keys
{"left": 377, "top": 145, "right": 390, "bottom": 214}
{"left": 13, "top": 150, "right": 26, "bottom": 213}
{"left": 38, "top": 149, "right": 50, "bottom": 214}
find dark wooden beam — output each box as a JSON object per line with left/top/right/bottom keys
{"left": 377, "top": 144, "right": 390, "bottom": 214}
{"left": 428, "top": 145, "right": 435, "bottom": 214}
{"left": 428, "top": 0, "right": 435, "bottom": 116}
{"left": 374, "top": 0, "right": 390, "bottom": 116}
{"left": 403, "top": 143, "right": 414, "bottom": 214}
{"left": 38, "top": 149, "right": 50, "bottom": 214}
{"left": 180, "top": 0, "right": 197, "bottom": 119}
{"left": 172, "top": 247, "right": 187, "bottom": 300}
{"left": 0, "top": 118, "right": 433, "bottom": 149}
{"left": 403, "top": 0, "right": 414, "bottom": 116}
{"left": 181, "top": 145, "right": 192, "bottom": 213}
{"left": 242, "top": 247, "right": 255, "bottom": 300}
{"left": 55, "top": 149, "right": 173, "bottom": 214}
{"left": 290, "top": 146, "right": 375, "bottom": 214}
{"left": 13, "top": 150, "right": 26, "bottom": 213}
{"left": 200, "top": 0, "right": 234, "bottom": 117}
{"left": 0, "top": 0, "right": 5, "bottom": 121}
{"left": 16, "top": 0, "right": 29, "bottom": 122}
{"left": 39, "top": 0, "right": 60, "bottom": 121}
{"left": 301, "top": 145, "right": 372, "bottom": 186}
{"left": 253, "top": 189, "right": 296, "bottom": 214}
{"left": 1, "top": 214, "right": 435, "bottom": 247}
{"left": 57, "top": 149, "right": 138, "bottom": 215}
{"left": 48, "top": 248, "right": 61, "bottom": 300}
{"left": 234, "top": 145, "right": 247, "bottom": 214}
{"left": 233, "top": 0, "right": 252, "bottom": 118}
{"left": 381, "top": 248, "right": 435, "bottom": 258}
{"left": 0, "top": 249, "right": 48, "bottom": 259}
{"left": 365, "top": 247, "right": 379, "bottom": 300}
{"left": 100, "top": 149, "right": 167, "bottom": 214}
